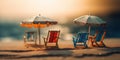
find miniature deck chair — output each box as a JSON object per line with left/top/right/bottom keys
{"left": 92, "top": 31, "right": 106, "bottom": 47}
{"left": 43, "top": 30, "right": 60, "bottom": 48}
{"left": 73, "top": 32, "right": 89, "bottom": 48}
{"left": 24, "top": 31, "right": 37, "bottom": 48}
{"left": 88, "top": 31, "right": 99, "bottom": 47}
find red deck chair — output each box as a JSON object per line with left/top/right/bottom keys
{"left": 43, "top": 30, "right": 60, "bottom": 48}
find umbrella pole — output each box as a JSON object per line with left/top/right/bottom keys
{"left": 88, "top": 25, "right": 91, "bottom": 35}
{"left": 38, "top": 28, "right": 41, "bottom": 45}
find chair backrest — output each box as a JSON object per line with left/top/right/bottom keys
{"left": 25, "top": 31, "right": 36, "bottom": 42}
{"left": 76, "top": 32, "right": 89, "bottom": 42}
{"left": 96, "top": 31, "right": 106, "bottom": 42}
{"left": 47, "top": 30, "right": 60, "bottom": 43}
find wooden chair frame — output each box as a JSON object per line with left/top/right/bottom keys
{"left": 91, "top": 31, "right": 106, "bottom": 47}
{"left": 24, "top": 31, "right": 37, "bottom": 48}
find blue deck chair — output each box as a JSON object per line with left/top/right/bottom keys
{"left": 94, "top": 31, "right": 106, "bottom": 47}
{"left": 73, "top": 32, "right": 89, "bottom": 48}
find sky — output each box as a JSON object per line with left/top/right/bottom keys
{"left": 0, "top": 0, "right": 120, "bottom": 41}
{"left": 0, "top": 0, "right": 119, "bottom": 18}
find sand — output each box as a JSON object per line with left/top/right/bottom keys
{"left": 0, "top": 38, "right": 120, "bottom": 60}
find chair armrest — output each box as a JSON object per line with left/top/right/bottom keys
{"left": 72, "top": 36, "right": 77, "bottom": 43}
{"left": 89, "top": 35, "right": 96, "bottom": 40}
{"left": 42, "top": 36, "right": 46, "bottom": 39}
{"left": 72, "top": 36, "right": 77, "bottom": 40}
{"left": 58, "top": 37, "right": 61, "bottom": 39}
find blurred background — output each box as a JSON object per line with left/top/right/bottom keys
{"left": 0, "top": 0, "right": 120, "bottom": 41}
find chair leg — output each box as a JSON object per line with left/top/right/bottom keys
{"left": 92, "top": 40, "right": 99, "bottom": 47}
{"left": 99, "top": 41, "right": 106, "bottom": 47}
{"left": 45, "top": 43, "right": 47, "bottom": 48}
{"left": 88, "top": 38, "right": 94, "bottom": 47}
{"left": 25, "top": 44, "right": 29, "bottom": 48}
{"left": 43, "top": 39, "right": 47, "bottom": 48}
{"left": 94, "top": 41, "right": 99, "bottom": 47}
{"left": 73, "top": 40, "right": 76, "bottom": 48}
{"left": 24, "top": 38, "right": 27, "bottom": 45}
{"left": 84, "top": 42, "right": 88, "bottom": 48}
{"left": 56, "top": 42, "right": 59, "bottom": 48}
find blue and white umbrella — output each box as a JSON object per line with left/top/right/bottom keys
{"left": 73, "top": 15, "right": 106, "bottom": 35}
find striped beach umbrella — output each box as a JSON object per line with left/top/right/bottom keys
{"left": 20, "top": 15, "right": 58, "bottom": 45}
{"left": 73, "top": 15, "right": 106, "bottom": 35}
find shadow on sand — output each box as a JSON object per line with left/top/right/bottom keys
{"left": 0, "top": 45, "right": 120, "bottom": 59}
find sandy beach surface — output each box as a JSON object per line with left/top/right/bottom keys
{"left": 0, "top": 38, "right": 120, "bottom": 60}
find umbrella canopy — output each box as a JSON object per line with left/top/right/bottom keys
{"left": 20, "top": 15, "right": 58, "bottom": 45}
{"left": 33, "top": 16, "right": 57, "bottom": 24}
{"left": 73, "top": 15, "right": 106, "bottom": 35}
{"left": 74, "top": 15, "right": 106, "bottom": 25}
{"left": 20, "top": 16, "right": 57, "bottom": 28}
